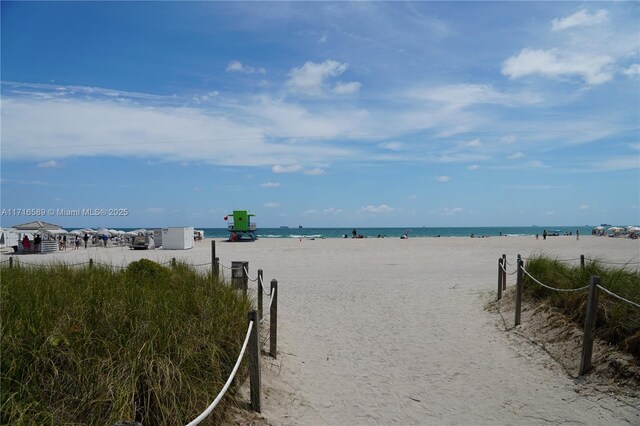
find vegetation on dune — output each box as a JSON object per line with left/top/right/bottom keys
{"left": 1, "top": 260, "right": 253, "bottom": 425}
{"left": 523, "top": 256, "right": 640, "bottom": 359}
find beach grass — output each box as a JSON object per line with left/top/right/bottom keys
{"left": 523, "top": 256, "right": 640, "bottom": 359}
{"left": 1, "top": 259, "right": 253, "bottom": 425}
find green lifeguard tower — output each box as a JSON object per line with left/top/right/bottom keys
{"left": 225, "top": 210, "right": 257, "bottom": 242}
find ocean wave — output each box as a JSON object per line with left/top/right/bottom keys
{"left": 289, "top": 234, "right": 323, "bottom": 238}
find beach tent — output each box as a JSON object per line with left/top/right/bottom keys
{"left": 12, "top": 220, "right": 65, "bottom": 233}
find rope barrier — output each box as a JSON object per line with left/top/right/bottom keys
{"left": 186, "top": 321, "right": 254, "bottom": 426}
{"left": 190, "top": 261, "right": 213, "bottom": 267}
{"left": 596, "top": 285, "right": 640, "bottom": 310}
{"left": 218, "top": 262, "right": 243, "bottom": 271}
{"left": 500, "top": 262, "right": 518, "bottom": 276}
{"left": 522, "top": 267, "right": 590, "bottom": 293}
{"left": 262, "top": 278, "right": 272, "bottom": 296}
{"left": 244, "top": 266, "right": 259, "bottom": 282}
{"left": 585, "top": 258, "right": 640, "bottom": 266}
{"left": 268, "top": 287, "right": 276, "bottom": 312}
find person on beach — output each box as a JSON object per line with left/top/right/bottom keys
{"left": 34, "top": 234, "right": 41, "bottom": 253}
{"left": 62, "top": 234, "right": 67, "bottom": 250}
{"left": 83, "top": 233, "right": 89, "bottom": 248}
{"left": 352, "top": 228, "right": 357, "bottom": 238}
{"left": 576, "top": 230, "right": 579, "bottom": 240}
{"left": 543, "top": 230, "right": 547, "bottom": 240}
{"left": 75, "top": 236, "right": 80, "bottom": 249}
{"left": 22, "top": 235, "right": 30, "bottom": 251}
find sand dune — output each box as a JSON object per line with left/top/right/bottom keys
{"left": 5, "top": 235, "right": 639, "bottom": 424}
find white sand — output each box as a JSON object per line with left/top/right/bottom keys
{"left": 5, "top": 235, "right": 640, "bottom": 424}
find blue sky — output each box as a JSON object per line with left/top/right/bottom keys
{"left": 1, "top": 1, "right": 639, "bottom": 228}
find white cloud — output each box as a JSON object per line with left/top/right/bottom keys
{"left": 545, "top": 211, "right": 556, "bottom": 216}
{"left": 226, "top": 60, "right": 266, "bottom": 74}
{"left": 592, "top": 156, "right": 640, "bottom": 171}
{"left": 333, "top": 81, "right": 361, "bottom": 95}
{"left": 37, "top": 160, "right": 61, "bottom": 168}
{"left": 323, "top": 208, "right": 342, "bottom": 215}
{"left": 465, "top": 139, "right": 482, "bottom": 147}
{"left": 436, "top": 175, "right": 451, "bottom": 182}
{"left": 502, "top": 48, "right": 614, "bottom": 85}
{"left": 551, "top": 9, "right": 609, "bottom": 32}
{"left": 261, "top": 182, "right": 281, "bottom": 188}
{"left": 379, "top": 141, "right": 404, "bottom": 151}
{"left": 622, "top": 64, "right": 640, "bottom": 77}
{"left": 287, "top": 60, "right": 349, "bottom": 95}
{"left": 527, "top": 160, "right": 550, "bottom": 169}
{"left": 272, "top": 164, "right": 303, "bottom": 174}
{"left": 434, "top": 207, "right": 463, "bottom": 216}
{"left": 507, "top": 152, "right": 525, "bottom": 160}
{"left": 408, "top": 84, "right": 542, "bottom": 111}
{"left": 579, "top": 204, "right": 591, "bottom": 210}
{"left": 467, "top": 165, "right": 480, "bottom": 170}
{"left": 263, "top": 202, "right": 280, "bottom": 208}
{"left": 359, "top": 204, "right": 394, "bottom": 214}
{"left": 303, "top": 168, "right": 325, "bottom": 175}
{"left": 501, "top": 135, "right": 517, "bottom": 144}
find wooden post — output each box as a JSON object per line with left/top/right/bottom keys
{"left": 579, "top": 276, "right": 600, "bottom": 375}
{"left": 580, "top": 254, "right": 585, "bottom": 269}
{"left": 258, "top": 269, "right": 264, "bottom": 319}
{"left": 515, "top": 255, "right": 523, "bottom": 326}
{"left": 214, "top": 257, "right": 220, "bottom": 280}
{"left": 497, "top": 258, "right": 503, "bottom": 300}
{"left": 270, "top": 279, "right": 278, "bottom": 358}
{"left": 171, "top": 257, "right": 176, "bottom": 267}
{"left": 502, "top": 254, "right": 507, "bottom": 290}
{"left": 9, "top": 256, "right": 13, "bottom": 269}
{"left": 211, "top": 240, "right": 216, "bottom": 277}
{"left": 89, "top": 258, "right": 93, "bottom": 268}
{"left": 248, "top": 310, "right": 261, "bottom": 412}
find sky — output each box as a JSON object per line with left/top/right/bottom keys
{"left": 1, "top": 1, "right": 639, "bottom": 229}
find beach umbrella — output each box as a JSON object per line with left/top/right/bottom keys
{"left": 593, "top": 226, "right": 605, "bottom": 230}
{"left": 608, "top": 227, "right": 624, "bottom": 233}
{"left": 69, "top": 230, "right": 83, "bottom": 236}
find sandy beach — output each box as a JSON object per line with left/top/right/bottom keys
{"left": 4, "top": 235, "right": 639, "bottom": 424}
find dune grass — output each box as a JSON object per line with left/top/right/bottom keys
{"left": 523, "top": 256, "right": 640, "bottom": 359}
{"left": 1, "top": 259, "right": 253, "bottom": 425}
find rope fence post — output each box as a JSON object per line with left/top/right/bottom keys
{"left": 258, "top": 269, "right": 264, "bottom": 319}
{"left": 211, "top": 240, "right": 216, "bottom": 277}
{"left": 502, "top": 254, "right": 507, "bottom": 290}
{"left": 248, "top": 310, "right": 261, "bottom": 412}
{"left": 89, "top": 258, "right": 93, "bottom": 268}
{"left": 9, "top": 256, "right": 13, "bottom": 269}
{"left": 580, "top": 254, "right": 585, "bottom": 269}
{"left": 579, "top": 276, "right": 600, "bottom": 375}
{"left": 497, "top": 257, "right": 503, "bottom": 300}
{"left": 515, "top": 254, "right": 523, "bottom": 326}
{"left": 171, "top": 257, "right": 176, "bottom": 267}
{"left": 214, "top": 257, "right": 220, "bottom": 280}
{"left": 270, "top": 279, "right": 278, "bottom": 359}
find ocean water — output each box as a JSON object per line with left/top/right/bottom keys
{"left": 196, "top": 226, "right": 598, "bottom": 239}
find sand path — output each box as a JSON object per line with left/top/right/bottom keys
{"left": 6, "top": 235, "right": 639, "bottom": 424}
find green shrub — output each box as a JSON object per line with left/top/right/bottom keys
{"left": 1, "top": 261, "right": 253, "bottom": 425}
{"left": 523, "top": 256, "right": 640, "bottom": 359}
